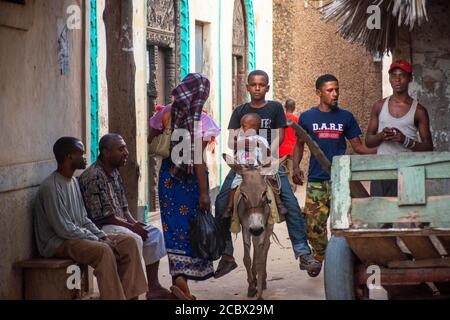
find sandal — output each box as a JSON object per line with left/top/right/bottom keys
{"left": 214, "top": 258, "right": 238, "bottom": 279}
{"left": 170, "top": 286, "right": 195, "bottom": 300}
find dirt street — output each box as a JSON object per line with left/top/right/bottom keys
{"left": 154, "top": 186, "right": 326, "bottom": 300}
{"left": 90, "top": 185, "right": 386, "bottom": 300}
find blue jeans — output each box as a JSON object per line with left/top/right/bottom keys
{"left": 214, "top": 167, "right": 311, "bottom": 259}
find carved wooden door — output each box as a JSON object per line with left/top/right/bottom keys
{"left": 147, "top": 0, "right": 178, "bottom": 215}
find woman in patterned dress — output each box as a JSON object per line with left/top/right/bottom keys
{"left": 149, "top": 73, "right": 220, "bottom": 300}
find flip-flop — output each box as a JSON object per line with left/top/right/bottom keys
{"left": 214, "top": 259, "right": 238, "bottom": 278}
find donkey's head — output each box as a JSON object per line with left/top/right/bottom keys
{"left": 223, "top": 153, "right": 270, "bottom": 236}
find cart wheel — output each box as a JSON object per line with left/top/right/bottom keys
{"left": 324, "top": 236, "right": 356, "bottom": 300}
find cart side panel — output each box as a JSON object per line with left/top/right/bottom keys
{"left": 438, "top": 236, "right": 450, "bottom": 255}
{"left": 347, "top": 237, "right": 408, "bottom": 266}
{"left": 399, "top": 236, "right": 441, "bottom": 260}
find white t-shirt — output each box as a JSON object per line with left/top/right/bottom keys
{"left": 235, "top": 132, "right": 270, "bottom": 166}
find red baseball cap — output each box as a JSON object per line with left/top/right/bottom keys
{"left": 389, "top": 60, "right": 412, "bottom": 74}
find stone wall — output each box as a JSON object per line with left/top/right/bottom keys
{"left": 0, "top": 0, "right": 86, "bottom": 298}
{"left": 273, "top": 0, "right": 382, "bottom": 173}
{"left": 394, "top": 0, "right": 450, "bottom": 152}
{"left": 394, "top": 0, "right": 450, "bottom": 195}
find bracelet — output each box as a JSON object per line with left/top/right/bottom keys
{"left": 408, "top": 140, "right": 416, "bottom": 149}
{"left": 403, "top": 136, "right": 410, "bottom": 147}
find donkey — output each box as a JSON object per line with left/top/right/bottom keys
{"left": 223, "top": 153, "right": 275, "bottom": 300}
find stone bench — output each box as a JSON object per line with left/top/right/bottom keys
{"left": 14, "top": 259, "right": 89, "bottom": 300}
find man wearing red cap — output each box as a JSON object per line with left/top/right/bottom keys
{"left": 365, "top": 60, "right": 433, "bottom": 196}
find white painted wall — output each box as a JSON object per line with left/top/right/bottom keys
{"left": 254, "top": 0, "right": 274, "bottom": 100}
{"left": 189, "top": 0, "right": 228, "bottom": 189}
{"left": 0, "top": 0, "right": 87, "bottom": 298}
{"left": 133, "top": 0, "right": 149, "bottom": 212}
{"left": 382, "top": 53, "right": 393, "bottom": 98}
{"left": 188, "top": 0, "right": 274, "bottom": 188}
{"left": 97, "top": 0, "right": 109, "bottom": 140}
{"left": 189, "top": 0, "right": 219, "bottom": 124}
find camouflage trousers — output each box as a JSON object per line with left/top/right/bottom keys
{"left": 302, "top": 181, "right": 331, "bottom": 262}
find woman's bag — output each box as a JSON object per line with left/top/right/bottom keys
{"left": 149, "top": 123, "right": 171, "bottom": 159}
{"left": 188, "top": 209, "right": 226, "bottom": 261}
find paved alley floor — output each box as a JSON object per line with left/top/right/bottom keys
{"left": 153, "top": 186, "right": 326, "bottom": 300}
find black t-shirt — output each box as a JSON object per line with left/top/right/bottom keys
{"left": 227, "top": 101, "right": 287, "bottom": 145}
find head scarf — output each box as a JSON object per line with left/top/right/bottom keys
{"left": 170, "top": 73, "right": 210, "bottom": 179}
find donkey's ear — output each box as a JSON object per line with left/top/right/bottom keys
{"left": 222, "top": 153, "right": 243, "bottom": 175}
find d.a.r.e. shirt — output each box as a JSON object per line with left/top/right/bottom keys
{"left": 298, "top": 106, "right": 362, "bottom": 182}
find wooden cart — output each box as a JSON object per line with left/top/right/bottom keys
{"left": 324, "top": 152, "right": 450, "bottom": 300}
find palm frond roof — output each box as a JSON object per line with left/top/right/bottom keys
{"left": 321, "top": 0, "right": 428, "bottom": 53}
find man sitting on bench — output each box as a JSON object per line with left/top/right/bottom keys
{"left": 34, "top": 137, "right": 147, "bottom": 300}
{"left": 79, "top": 134, "right": 170, "bottom": 300}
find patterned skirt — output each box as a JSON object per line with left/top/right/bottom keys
{"left": 158, "top": 159, "right": 214, "bottom": 281}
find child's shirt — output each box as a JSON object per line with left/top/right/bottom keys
{"left": 235, "top": 131, "right": 271, "bottom": 166}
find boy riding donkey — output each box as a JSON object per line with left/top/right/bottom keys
{"left": 214, "top": 70, "right": 318, "bottom": 278}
